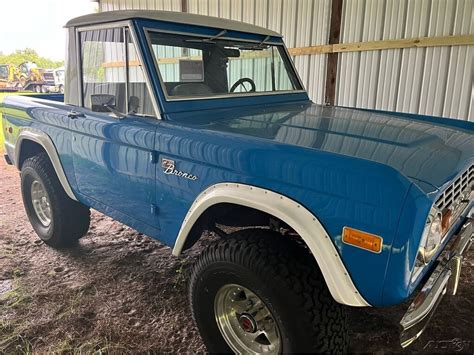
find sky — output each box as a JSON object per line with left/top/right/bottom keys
{"left": 0, "top": 0, "right": 98, "bottom": 61}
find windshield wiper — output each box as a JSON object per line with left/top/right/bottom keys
{"left": 185, "top": 29, "right": 227, "bottom": 44}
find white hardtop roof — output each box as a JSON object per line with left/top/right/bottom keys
{"left": 65, "top": 10, "right": 282, "bottom": 38}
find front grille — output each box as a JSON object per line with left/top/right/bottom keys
{"left": 435, "top": 164, "right": 473, "bottom": 213}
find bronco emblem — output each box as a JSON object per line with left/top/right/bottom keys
{"left": 161, "top": 158, "right": 198, "bottom": 181}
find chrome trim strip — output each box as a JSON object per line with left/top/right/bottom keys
{"left": 282, "top": 43, "right": 306, "bottom": 91}
{"left": 75, "top": 21, "right": 132, "bottom": 32}
{"left": 15, "top": 128, "right": 78, "bottom": 201}
{"left": 172, "top": 183, "right": 371, "bottom": 307}
{"left": 75, "top": 27, "right": 83, "bottom": 107}
{"left": 123, "top": 26, "right": 130, "bottom": 114}
{"left": 157, "top": 89, "right": 308, "bottom": 102}
{"left": 143, "top": 27, "right": 307, "bottom": 103}
{"left": 400, "top": 217, "right": 473, "bottom": 348}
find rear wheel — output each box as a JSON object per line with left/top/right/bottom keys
{"left": 34, "top": 85, "right": 41, "bottom": 93}
{"left": 189, "top": 229, "right": 348, "bottom": 353}
{"left": 21, "top": 152, "right": 90, "bottom": 247}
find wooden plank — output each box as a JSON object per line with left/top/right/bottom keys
{"left": 334, "top": 34, "right": 474, "bottom": 52}
{"left": 289, "top": 45, "right": 333, "bottom": 56}
{"left": 324, "top": 0, "right": 343, "bottom": 106}
{"left": 288, "top": 35, "right": 474, "bottom": 56}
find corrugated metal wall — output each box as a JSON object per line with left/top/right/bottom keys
{"left": 99, "top": 0, "right": 473, "bottom": 121}
{"left": 337, "top": 0, "right": 473, "bottom": 121}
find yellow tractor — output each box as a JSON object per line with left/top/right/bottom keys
{"left": 17, "top": 62, "right": 49, "bottom": 92}
{"left": 0, "top": 64, "right": 22, "bottom": 91}
{"left": 0, "top": 62, "right": 55, "bottom": 92}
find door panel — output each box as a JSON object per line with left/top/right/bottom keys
{"left": 71, "top": 113, "right": 159, "bottom": 228}
{"left": 72, "top": 26, "right": 161, "bottom": 229}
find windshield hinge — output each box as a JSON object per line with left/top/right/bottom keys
{"left": 258, "top": 35, "right": 271, "bottom": 46}
{"left": 209, "top": 29, "right": 227, "bottom": 41}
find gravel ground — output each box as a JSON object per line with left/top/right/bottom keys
{"left": 0, "top": 157, "right": 473, "bottom": 353}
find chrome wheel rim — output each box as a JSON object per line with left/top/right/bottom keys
{"left": 31, "top": 180, "right": 51, "bottom": 227}
{"left": 214, "top": 284, "right": 281, "bottom": 354}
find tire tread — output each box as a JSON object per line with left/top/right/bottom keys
{"left": 189, "top": 229, "right": 348, "bottom": 353}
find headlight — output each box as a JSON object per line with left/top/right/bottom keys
{"left": 416, "top": 207, "right": 443, "bottom": 265}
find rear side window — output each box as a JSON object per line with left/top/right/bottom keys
{"left": 80, "top": 28, "right": 155, "bottom": 117}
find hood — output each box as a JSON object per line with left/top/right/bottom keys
{"left": 169, "top": 102, "right": 474, "bottom": 193}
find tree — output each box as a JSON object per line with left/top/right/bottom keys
{"left": 0, "top": 48, "right": 64, "bottom": 69}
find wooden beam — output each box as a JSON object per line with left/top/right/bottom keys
{"left": 289, "top": 35, "right": 474, "bottom": 56}
{"left": 181, "top": 0, "right": 188, "bottom": 13}
{"left": 324, "top": 0, "right": 343, "bottom": 106}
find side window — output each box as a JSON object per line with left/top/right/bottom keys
{"left": 80, "top": 28, "right": 155, "bottom": 117}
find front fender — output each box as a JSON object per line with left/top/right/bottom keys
{"left": 173, "top": 182, "right": 371, "bottom": 307}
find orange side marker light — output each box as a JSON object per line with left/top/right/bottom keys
{"left": 342, "top": 227, "right": 383, "bottom": 253}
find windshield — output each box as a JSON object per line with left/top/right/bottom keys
{"left": 146, "top": 31, "right": 303, "bottom": 99}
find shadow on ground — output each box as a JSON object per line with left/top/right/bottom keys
{"left": 1, "top": 158, "right": 473, "bottom": 353}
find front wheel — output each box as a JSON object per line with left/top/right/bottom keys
{"left": 21, "top": 152, "right": 90, "bottom": 247}
{"left": 189, "top": 229, "right": 348, "bottom": 354}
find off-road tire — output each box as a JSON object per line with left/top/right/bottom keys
{"left": 189, "top": 229, "right": 348, "bottom": 353}
{"left": 21, "top": 152, "right": 90, "bottom": 247}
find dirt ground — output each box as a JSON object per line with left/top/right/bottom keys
{"left": 1, "top": 157, "right": 473, "bottom": 354}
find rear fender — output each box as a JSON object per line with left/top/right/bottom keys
{"left": 15, "top": 128, "right": 77, "bottom": 201}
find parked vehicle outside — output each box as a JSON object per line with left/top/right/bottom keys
{"left": 43, "top": 66, "right": 65, "bottom": 93}
{"left": 1, "top": 11, "right": 473, "bottom": 353}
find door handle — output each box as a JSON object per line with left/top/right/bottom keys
{"left": 68, "top": 111, "right": 85, "bottom": 119}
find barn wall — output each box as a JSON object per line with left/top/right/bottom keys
{"left": 337, "top": 0, "right": 473, "bottom": 121}
{"left": 99, "top": 0, "right": 473, "bottom": 121}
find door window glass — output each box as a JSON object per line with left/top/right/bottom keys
{"left": 80, "top": 28, "right": 155, "bottom": 117}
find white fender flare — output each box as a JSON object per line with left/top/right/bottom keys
{"left": 172, "top": 183, "right": 370, "bottom": 307}
{"left": 14, "top": 128, "right": 78, "bottom": 201}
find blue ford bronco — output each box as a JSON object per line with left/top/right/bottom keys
{"left": 1, "top": 10, "right": 473, "bottom": 353}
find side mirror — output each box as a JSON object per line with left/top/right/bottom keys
{"left": 91, "top": 94, "right": 116, "bottom": 112}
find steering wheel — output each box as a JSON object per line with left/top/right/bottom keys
{"left": 230, "top": 78, "right": 256, "bottom": 93}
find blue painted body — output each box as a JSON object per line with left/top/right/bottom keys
{"left": 1, "top": 19, "right": 473, "bottom": 307}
